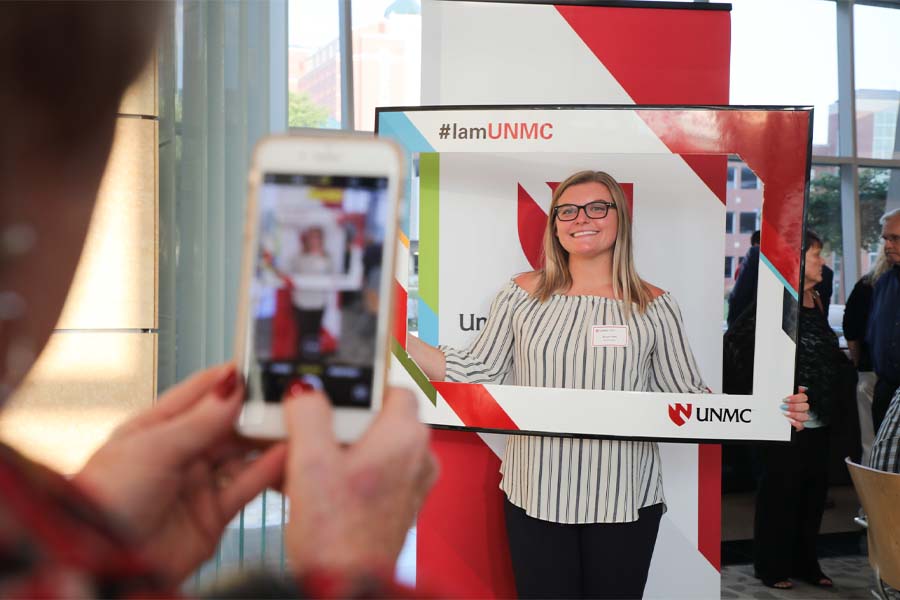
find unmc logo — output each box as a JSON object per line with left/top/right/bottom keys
{"left": 668, "top": 403, "right": 692, "bottom": 427}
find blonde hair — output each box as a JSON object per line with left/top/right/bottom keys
{"left": 867, "top": 251, "right": 891, "bottom": 283}
{"left": 533, "top": 170, "right": 653, "bottom": 317}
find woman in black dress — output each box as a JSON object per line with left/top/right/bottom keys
{"left": 752, "top": 230, "right": 852, "bottom": 589}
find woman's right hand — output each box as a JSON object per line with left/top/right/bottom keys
{"left": 406, "top": 334, "right": 446, "bottom": 381}
{"left": 282, "top": 386, "right": 438, "bottom": 577}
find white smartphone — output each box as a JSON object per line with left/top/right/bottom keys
{"left": 234, "top": 133, "right": 403, "bottom": 442}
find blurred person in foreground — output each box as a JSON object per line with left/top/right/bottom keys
{"left": 0, "top": 3, "right": 436, "bottom": 598}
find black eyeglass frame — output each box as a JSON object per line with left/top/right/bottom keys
{"left": 553, "top": 200, "right": 618, "bottom": 221}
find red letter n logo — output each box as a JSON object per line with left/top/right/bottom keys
{"left": 668, "top": 403, "right": 692, "bottom": 427}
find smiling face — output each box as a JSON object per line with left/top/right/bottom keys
{"left": 301, "top": 227, "right": 325, "bottom": 254}
{"left": 553, "top": 182, "right": 619, "bottom": 259}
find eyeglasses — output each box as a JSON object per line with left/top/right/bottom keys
{"left": 553, "top": 201, "right": 617, "bottom": 221}
{"left": 883, "top": 234, "right": 900, "bottom": 246}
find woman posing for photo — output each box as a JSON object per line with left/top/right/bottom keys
{"left": 408, "top": 170, "right": 809, "bottom": 599}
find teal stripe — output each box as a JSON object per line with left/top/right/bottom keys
{"left": 761, "top": 253, "right": 799, "bottom": 300}
{"left": 377, "top": 112, "right": 436, "bottom": 153}
{"left": 377, "top": 112, "right": 436, "bottom": 239}
{"left": 418, "top": 300, "right": 439, "bottom": 346}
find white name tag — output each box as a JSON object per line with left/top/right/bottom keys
{"left": 592, "top": 325, "right": 628, "bottom": 347}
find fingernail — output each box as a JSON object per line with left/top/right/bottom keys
{"left": 215, "top": 367, "right": 238, "bottom": 399}
{"left": 780, "top": 403, "right": 789, "bottom": 411}
{"left": 286, "top": 380, "right": 314, "bottom": 399}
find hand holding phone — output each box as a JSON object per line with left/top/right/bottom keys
{"left": 235, "top": 134, "right": 403, "bottom": 441}
{"left": 282, "top": 386, "right": 437, "bottom": 576}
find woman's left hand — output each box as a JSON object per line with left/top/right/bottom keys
{"left": 781, "top": 385, "right": 810, "bottom": 431}
{"left": 73, "top": 364, "right": 287, "bottom": 585}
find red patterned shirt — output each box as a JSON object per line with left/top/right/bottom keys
{"left": 0, "top": 443, "right": 175, "bottom": 598}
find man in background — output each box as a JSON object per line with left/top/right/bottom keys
{"left": 727, "top": 230, "right": 760, "bottom": 327}
{"left": 866, "top": 209, "right": 900, "bottom": 432}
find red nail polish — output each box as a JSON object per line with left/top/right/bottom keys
{"left": 287, "top": 380, "right": 314, "bottom": 399}
{"left": 215, "top": 368, "right": 238, "bottom": 399}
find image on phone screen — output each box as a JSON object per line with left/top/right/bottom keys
{"left": 249, "top": 173, "right": 388, "bottom": 408}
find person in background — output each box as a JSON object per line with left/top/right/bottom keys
{"left": 815, "top": 264, "right": 834, "bottom": 315}
{"left": 863, "top": 385, "right": 900, "bottom": 600}
{"left": 0, "top": 3, "right": 436, "bottom": 597}
{"left": 866, "top": 209, "right": 900, "bottom": 432}
{"left": 753, "top": 230, "right": 853, "bottom": 591}
{"left": 290, "top": 226, "right": 332, "bottom": 358}
{"left": 844, "top": 253, "right": 891, "bottom": 463}
{"left": 864, "top": 388, "right": 900, "bottom": 600}
{"left": 870, "top": 388, "right": 900, "bottom": 474}
{"left": 727, "top": 229, "right": 760, "bottom": 327}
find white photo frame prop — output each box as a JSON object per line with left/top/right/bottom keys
{"left": 378, "top": 106, "right": 812, "bottom": 443}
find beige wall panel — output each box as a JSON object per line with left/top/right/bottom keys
{"left": 56, "top": 117, "right": 158, "bottom": 330}
{"left": 119, "top": 55, "right": 158, "bottom": 117}
{"left": 0, "top": 332, "right": 157, "bottom": 474}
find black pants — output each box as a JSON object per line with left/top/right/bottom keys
{"left": 293, "top": 307, "right": 324, "bottom": 358}
{"left": 503, "top": 498, "right": 663, "bottom": 599}
{"left": 753, "top": 426, "right": 830, "bottom": 583}
{"left": 872, "top": 377, "right": 899, "bottom": 434}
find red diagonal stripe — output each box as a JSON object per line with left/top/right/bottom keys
{"left": 517, "top": 184, "right": 546, "bottom": 270}
{"left": 636, "top": 109, "right": 809, "bottom": 293}
{"left": 680, "top": 154, "right": 728, "bottom": 205}
{"left": 432, "top": 382, "right": 520, "bottom": 431}
{"left": 417, "top": 430, "right": 516, "bottom": 598}
{"left": 556, "top": 5, "right": 730, "bottom": 105}
{"left": 698, "top": 443, "right": 722, "bottom": 571}
{"left": 393, "top": 280, "right": 408, "bottom": 350}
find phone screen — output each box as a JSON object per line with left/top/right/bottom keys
{"left": 249, "top": 173, "right": 388, "bottom": 407}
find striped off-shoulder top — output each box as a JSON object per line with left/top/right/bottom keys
{"left": 440, "top": 280, "right": 707, "bottom": 524}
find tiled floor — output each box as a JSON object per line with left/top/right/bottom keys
{"left": 722, "top": 485, "right": 862, "bottom": 541}
{"left": 722, "top": 555, "right": 878, "bottom": 599}
{"left": 721, "top": 483, "right": 881, "bottom": 599}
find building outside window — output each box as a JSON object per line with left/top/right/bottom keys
{"left": 740, "top": 166, "right": 760, "bottom": 189}
{"left": 739, "top": 211, "right": 758, "bottom": 234}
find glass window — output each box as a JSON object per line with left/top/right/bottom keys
{"left": 739, "top": 211, "right": 757, "bottom": 234}
{"left": 858, "top": 167, "right": 898, "bottom": 276}
{"left": 288, "top": 0, "right": 341, "bottom": 128}
{"left": 854, "top": 4, "right": 900, "bottom": 160}
{"left": 727, "top": 165, "right": 737, "bottom": 189}
{"left": 728, "top": 0, "right": 838, "bottom": 155}
{"left": 740, "top": 166, "right": 759, "bottom": 190}
{"left": 351, "top": 0, "right": 422, "bottom": 131}
{"left": 725, "top": 256, "right": 734, "bottom": 278}
{"left": 725, "top": 211, "right": 734, "bottom": 234}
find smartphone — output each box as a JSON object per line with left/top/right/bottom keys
{"left": 235, "top": 133, "right": 402, "bottom": 441}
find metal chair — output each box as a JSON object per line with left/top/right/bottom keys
{"left": 847, "top": 458, "right": 900, "bottom": 599}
